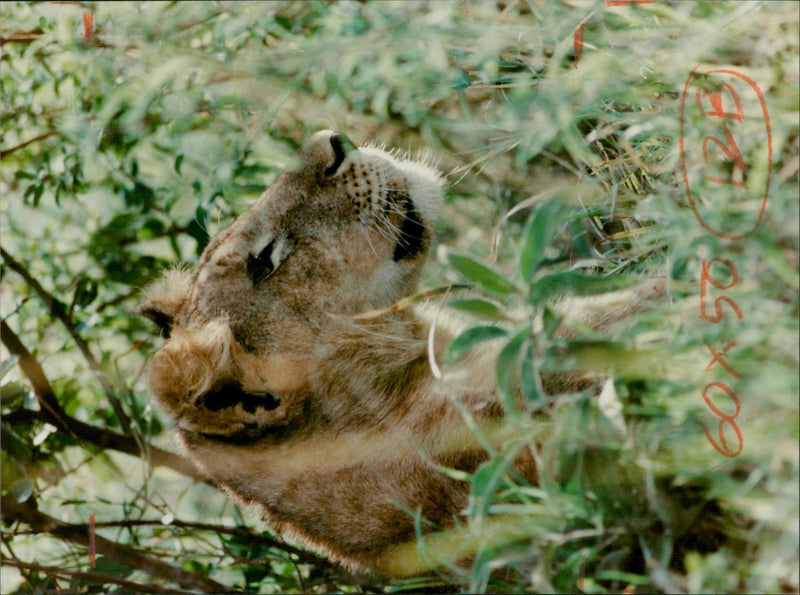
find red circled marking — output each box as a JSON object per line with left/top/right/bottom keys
{"left": 679, "top": 66, "right": 773, "bottom": 241}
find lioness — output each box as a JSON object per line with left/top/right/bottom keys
{"left": 138, "top": 131, "right": 649, "bottom": 575}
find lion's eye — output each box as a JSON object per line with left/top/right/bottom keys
{"left": 247, "top": 240, "right": 276, "bottom": 285}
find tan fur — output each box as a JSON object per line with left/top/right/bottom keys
{"left": 138, "top": 131, "right": 652, "bottom": 575}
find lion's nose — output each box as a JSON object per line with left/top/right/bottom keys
{"left": 198, "top": 383, "right": 281, "bottom": 414}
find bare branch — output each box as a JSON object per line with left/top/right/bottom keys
{"left": 0, "top": 32, "right": 44, "bottom": 46}
{"left": 0, "top": 319, "right": 205, "bottom": 482}
{"left": 0, "top": 131, "right": 58, "bottom": 158}
{"left": 1, "top": 496, "right": 230, "bottom": 594}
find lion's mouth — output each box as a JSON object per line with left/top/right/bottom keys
{"left": 198, "top": 383, "right": 281, "bottom": 414}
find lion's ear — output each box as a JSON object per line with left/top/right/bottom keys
{"left": 136, "top": 268, "right": 192, "bottom": 338}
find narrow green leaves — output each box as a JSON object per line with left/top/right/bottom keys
{"left": 447, "top": 297, "right": 505, "bottom": 320}
{"left": 445, "top": 326, "right": 507, "bottom": 365}
{"left": 495, "top": 325, "right": 532, "bottom": 420}
{"left": 469, "top": 441, "right": 526, "bottom": 523}
{"left": 519, "top": 341, "right": 543, "bottom": 405}
{"left": 528, "top": 270, "right": 640, "bottom": 306}
{"left": 519, "top": 199, "right": 571, "bottom": 281}
{"left": 447, "top": 253, "right": 517, "bottom": 298}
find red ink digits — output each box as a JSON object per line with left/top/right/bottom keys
{"left": 699, "top": 258, "right": 743, "bottom": 323}
{"left": 695, "top": 82, "right": 746, "bottom": 189}
{"left": 696, "top": 83, "right": 745, "bottom": 122}
{"left": 702, "top": 124, "right": 746, "bottom": 188}
{"left": 680, "top": 67, "right": 773, "bottom": 241}
{"left": 680, "top": 66, "right": 773, "bottom": 458}
{"left": 701, "top": 382, "right": 744, "bottom": 458}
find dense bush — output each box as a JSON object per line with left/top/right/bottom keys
{"left": 1, "top": 1, "right": 797, "bottom": 592}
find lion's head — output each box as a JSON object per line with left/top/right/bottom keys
{"left": 137, "top": 131, "right": 445, "bottom": 440}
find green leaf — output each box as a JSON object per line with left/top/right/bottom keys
{"left": 188, "top": 206, "right": 211, "bottom": 255}
{"left": 519, "top": 199, "right": 571, "bottom": 280}
{"left": 445, "top": 326, "right": 507, "bottom": 365}
{"left": 529, "top": 271, "right": 640, "bottom": 306}
{"left": 71, "top": 277, "right": 98, "bottom": 309}
{"left": 495, "top": 325, "right": 532, "bottom": 420}
{"left": 1, "top": 423, "right": 33, "bottom": 464}
{"left": 447, "top": 298, "right": 505, "bottom": 320}
{"left": 92, "top": 557, "right": 134, "bottom": 579}
{"left": 447, "top": 253, "right": 517, "bottom": 298}
{"left": 9, "top": 477, "right": 34, "bottom": 503}
{"left": 519, "top": 341, "right": 543, "bottom": 404}
{"left": 595, "top": 570, "right": 651, "bottom": 586}
{"left": 470, "top": 442, "right": 525, "bottom": 522}
{"left": 181, "top": 559, "right": 209, "bottom": 574}
{"left": 0, "top": 380, "right": 27, "bottom": 407}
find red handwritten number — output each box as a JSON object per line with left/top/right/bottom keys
{"left": 696, "top": 83, "right": 745, "bottom": 122}
{"left": 702, "top": 124, "right": 746, "bottom": 187}
{"left": 699, "top": 258, "right": 743, "bottom": 323}
{"left": 680, "top": 67, "right": 773, "bottom": 241}
{"left": 681, "top": 68, "right": 765, "bottom": 459}
{"left": 701, "top": 382, "right": 744, "bottom": 457}
{"left": 695, "top": 84, "right": 746, "bottom": 187}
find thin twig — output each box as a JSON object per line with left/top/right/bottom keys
{"left": 0, "top": 131, "right": 58, "bottom": 159}
{"left": 0, "top": 33, "right": 44, "bottom": 45}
